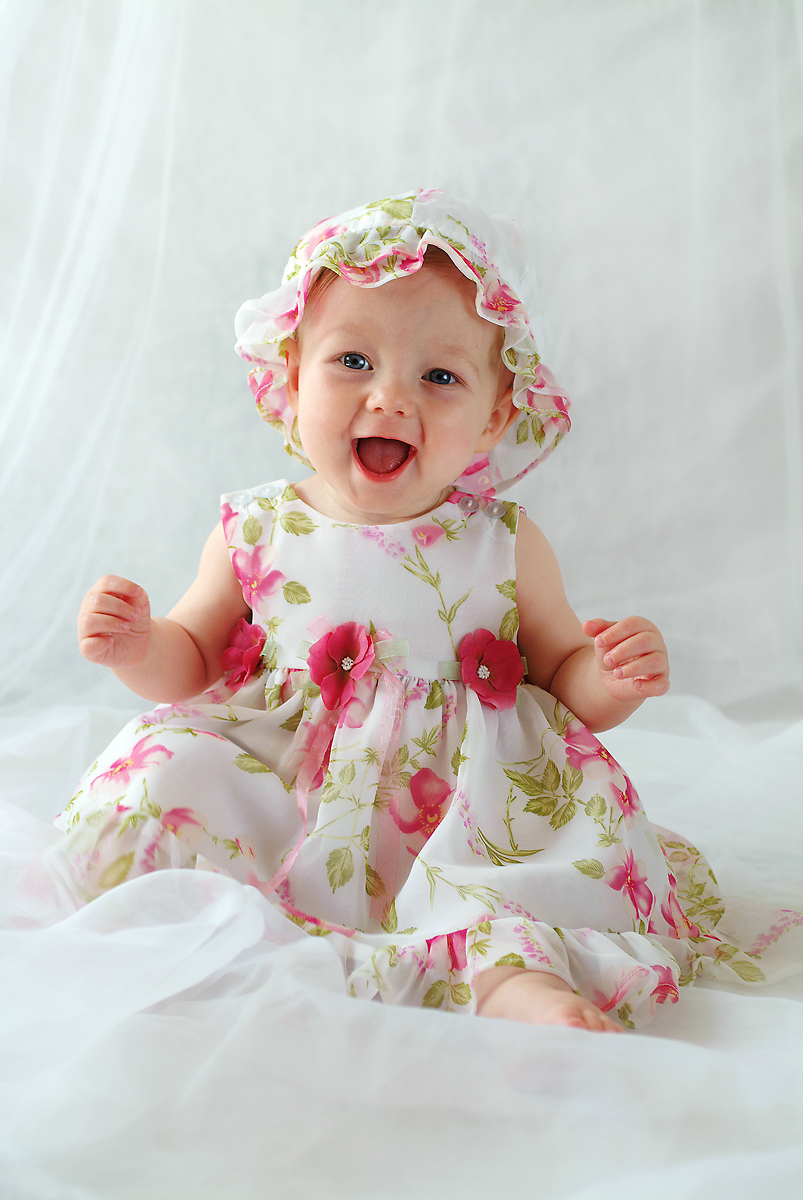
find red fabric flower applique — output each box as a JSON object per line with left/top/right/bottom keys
{"left": 459, "top": 629, "right": 524, "bottom": 710}
{"left": 307, "top": 621, "right": 375, "bottom": 710}
{"left": 221, "top": 618, "right": 267, "bottom": 688}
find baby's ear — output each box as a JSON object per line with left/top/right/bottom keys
{"left": 285, "top": 338, "right": 301, "bottom": 413}
{"left": 477, "top": 384, "right": 517, "bottom": 450}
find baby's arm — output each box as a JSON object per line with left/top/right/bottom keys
{"left": 514, "top": 515, "right": 668, "bottom": 732}
{"left": 78, "top": 523, "right": 249, "bottom": 702}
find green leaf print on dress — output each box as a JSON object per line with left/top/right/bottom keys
{"left": 401, "top": 544, "right": 471, "bottom": 655}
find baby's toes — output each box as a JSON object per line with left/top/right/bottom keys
{"left": 584, "top": 1004, "right": 623, "bottom": 1034}
{"left": 571, "top": 998, "right": 622, "bottom": 1034}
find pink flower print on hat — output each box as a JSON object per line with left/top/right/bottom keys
{"left": 483, "top": 275, "right": 528, "bottom": 322}
{"left": 459, "top": 629, "right": 524, "bottom": 710}
{"left": 220, "top": 618, "right": 267, "bottom": 689}
{"left": 307, "top": 621, "right": 375, "bottom": 710}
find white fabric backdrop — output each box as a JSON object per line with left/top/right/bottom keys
{"left": 0, "top": 3, "right": 801, "bottom": 1199}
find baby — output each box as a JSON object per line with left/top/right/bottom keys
{"left": 67, "top": 190, "right": 738, "bottom": 1033}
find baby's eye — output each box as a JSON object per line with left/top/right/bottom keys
{"left": 425, "top": 368, "right": 458, "bottom": 386}
{"left": 341, "top": 352, "right": 370, "bottom": 371}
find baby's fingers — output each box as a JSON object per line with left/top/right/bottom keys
{"left": 600, "top": 629, "right": 662, "bottom": 672}
{"left": 78, "top": 631, "right": 117, "bottom": 664}
{"left": 79, "top": 578, "right": 148, "bottom": 625}
{"left": 582, "top": 618, "right": 615, "bottom": 642}
{"left": 610, "top": 653, "right": 669, "bottom": 686}
{"left": 77, "top": 576, "right": 150, "bottom": 666}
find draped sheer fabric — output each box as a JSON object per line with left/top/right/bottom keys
{"left": 0, "top": 3, "right": 801, "bottom": 1199}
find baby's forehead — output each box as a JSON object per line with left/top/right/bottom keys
{"left": 303, "top": 257, "right": 501, "bottom": 340}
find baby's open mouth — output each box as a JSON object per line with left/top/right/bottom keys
{"left": 355, "top": 438, "right": 413, "bottom": 476}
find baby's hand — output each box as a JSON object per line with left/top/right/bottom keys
{"left": 78, "top": 576, "right": 152, "bottom": 670}
{"left": 582, "top": 616, "right": 669, "bottom": 701}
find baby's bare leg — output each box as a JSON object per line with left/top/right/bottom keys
{"left": 474, "top": 966, "right": 623, "bottom": 1033}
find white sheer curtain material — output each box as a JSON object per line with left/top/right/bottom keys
{"left": 0, "top": 0, "right": 185, "bottom": 705}
{"left": 0, "top": 0, "right": 800, "bottom": 716}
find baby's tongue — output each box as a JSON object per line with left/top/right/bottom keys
{"left": 357, "top": 438, "right": 410, "bottom": 475}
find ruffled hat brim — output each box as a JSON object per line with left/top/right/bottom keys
{"left": 234, "top": 189, "right": 571, "bottom": 496}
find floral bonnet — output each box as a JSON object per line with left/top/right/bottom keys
{"left": 234, "top": 189, "right": 571, "bottom": 496}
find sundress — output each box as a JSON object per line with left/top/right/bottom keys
{"left": 54, "top": 481, "right": 773, "bottom": 1028}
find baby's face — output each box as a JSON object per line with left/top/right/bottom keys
{"left": 285, "top": 263, "right": 514, "bottom": 524}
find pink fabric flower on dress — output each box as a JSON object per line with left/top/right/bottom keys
{"left": 160, "top": 807, "right": 202, "bottom": 834}
{"left": 563, "top": 721, "right": 621, "bottom": 774}
{"left": 391, "top": 768, "right": 453, "bottom": 835}
{"left": 611, "top": 778, "right": 641, "bottom": 821}
{"left": 660, "top": 882, "right": 701, "bottom": 939}
{"left": 649, "top": 963, "right": 680, "bottom": 1005}
{"left": 221, "top": 501, "right": 238, "bottom": 544}
{"left": 590, "top": 964, "right": 652, "bottom": 1014}
{"left": 606, "top": 848, "right": 654, "bottom": 918}
{"left": 220, "top": 618, "right": 266, "bottom": 688}
{"left": 459, "top": 629, "right": 524, "bottom": 710}
{"left": 412, "top": 524, "right": 446, "bottom": 548}
{"left": 426, "top": 928, "right": 468, "bottom": 972}
{"left": 307, "top": 622, "right": 375, "bottom": 710}
{"left": 90, "top": 735, "right": 174, "bottom": 790}
{"left": 231, "top": 544, "right": 285, "bottom": 610}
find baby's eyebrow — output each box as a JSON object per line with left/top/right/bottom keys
{"left": 327, "top": 323, "right": 363, "bottom": 336}
{"left": 435, "top": 345, "right": 481, "bottom": 374}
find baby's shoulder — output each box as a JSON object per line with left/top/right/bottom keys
{"left": 513, "top": 511, "right": 573, "bottom": 625}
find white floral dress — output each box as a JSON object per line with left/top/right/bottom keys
{"left": 55, "top": 482, "right": 767, "bottom": 1027}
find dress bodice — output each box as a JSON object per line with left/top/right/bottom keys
{"left": 222, "top": 481, "right": 521, "bottom": 680}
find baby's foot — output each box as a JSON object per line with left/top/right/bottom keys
{"left": 475, "top": 967, "right": 623, "bottom": 1033}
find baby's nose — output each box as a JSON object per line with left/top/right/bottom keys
{"left": 366, "top": 379, "right": 414, "bottom": 416}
